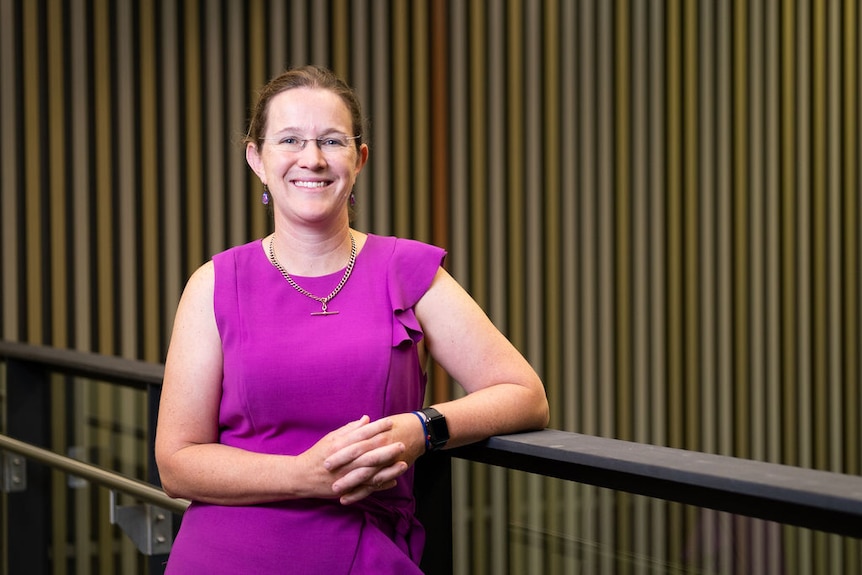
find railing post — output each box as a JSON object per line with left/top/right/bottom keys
{"left": 414, "top": 450, "right": 453, "bottom": 574}
{"left": 4, "top": 359, "right": 52, "bottom": 575}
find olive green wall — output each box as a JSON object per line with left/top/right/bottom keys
{"left": 3, "top": 0, "right": 860, "bottom": 468}
{"left": 1, "top": 1, "right": 860, "bottom": 572}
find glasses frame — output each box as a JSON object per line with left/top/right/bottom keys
{"left": 261, "top": 134, "right": 362, "bottom": 153}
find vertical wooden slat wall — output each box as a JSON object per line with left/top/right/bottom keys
{"left": 1, "top": 1, "right": 860, "bottom": 573}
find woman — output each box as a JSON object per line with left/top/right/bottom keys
{"left": 155, "top": 65, "right": 549, "bottom": 574}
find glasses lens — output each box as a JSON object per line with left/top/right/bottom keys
{"left": 266, "top": 134, "right": 358, "bottom": 153}
{"left": 274, "top": 136, "right": 303, "bottom": 152}
{"left": 319, "top": 136, "right": 349, "bottom": 149}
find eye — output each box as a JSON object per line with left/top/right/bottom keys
{"left": 279, "top": 136, "right": 300, "bottom": 145}
{"left": 320, "top": 137, "right": 347, "bottom": 148}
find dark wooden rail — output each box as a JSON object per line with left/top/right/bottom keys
{"left": 451, "top": 430, "right": 862, "bottom": 538}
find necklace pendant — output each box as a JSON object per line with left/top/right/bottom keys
{"left": 312, "top": 299, "right": 337, "bottom": 316}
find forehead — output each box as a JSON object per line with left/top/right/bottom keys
{"left": 265, "top": 87, "right": 352, "bottom": 134}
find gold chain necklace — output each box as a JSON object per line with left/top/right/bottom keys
{"left": 267, "top": 232, "right": 356, "bottom": 316}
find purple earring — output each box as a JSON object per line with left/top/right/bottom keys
{"left": 349, "top": 192, "right": 356, "bottom": 206}
{"left": 262, "top": 186, "right": 270, "bottom": 205}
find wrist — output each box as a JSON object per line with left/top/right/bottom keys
{"left": 410, "top": 410, "right": 433, "bottom": 452}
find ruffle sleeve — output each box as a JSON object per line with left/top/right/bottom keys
{"left": 386, "top": 238, "right": 447, "bottom": 347}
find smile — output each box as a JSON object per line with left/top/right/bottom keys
{"left": 293, "top": 180, "right": 330, "bottom": 189}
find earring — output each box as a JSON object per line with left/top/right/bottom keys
{"left": 261, "top": 186, "right": 270, "bottom": 205}
{"left": 349, "top": 192, "right": 356, "bottom": 206}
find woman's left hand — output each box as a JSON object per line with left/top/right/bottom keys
{"left": 325, "top": 412, "right": 426, "bottom": 505}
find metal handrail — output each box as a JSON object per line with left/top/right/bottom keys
{"left": 0, "top": 433, "right": 188, "bottom": 514}
{"left": 0, "top": 340, "right": 163, "bottom": 389}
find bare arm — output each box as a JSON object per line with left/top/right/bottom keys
{"left": 415, "top": 267, "right": 549, "bottom": 447}
{"left": 154, "top": 262, "right": 407, "bottom": 505}
{"left": 333, "top": 267, "right": 549, "bottom": 473}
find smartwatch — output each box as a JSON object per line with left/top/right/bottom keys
{"left": 417, "top": 407, "right": 449, "bottom": 451}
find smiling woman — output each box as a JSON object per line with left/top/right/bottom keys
{"left": 245, "top": 85, "right": 369, "bottom": 238}
{"left": 154, "top": 65, "right": 549, "bottom": 574}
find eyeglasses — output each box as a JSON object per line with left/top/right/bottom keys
{"left": 262, "top": 134, "right": 361, "bottom": 154}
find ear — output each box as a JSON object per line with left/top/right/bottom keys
{"left": 354, "top": 143, "right": 369, "bottom": 176}
{"left": 246, "top": 142, "right": 266, "bottom": 183}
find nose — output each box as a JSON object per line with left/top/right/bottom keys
{"left": 296, "top": 139, "right": 326, "bottom": 167}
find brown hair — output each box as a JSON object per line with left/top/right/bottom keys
{"left": 244, "top": 65, "right": 365, "bottom": 150}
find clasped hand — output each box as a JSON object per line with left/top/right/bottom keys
{"left": 301, "top": 414, "right": 423, "bottom": 505}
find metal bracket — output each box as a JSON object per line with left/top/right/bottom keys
{"left": 109, "top": 490, "right": 174, "bottom": 555}
{"left": 0, "top": 450, "right": 27, "bottom": 492}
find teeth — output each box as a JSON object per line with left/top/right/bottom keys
{"left": 294, "top": 180, "right": 328, "bottom": 188}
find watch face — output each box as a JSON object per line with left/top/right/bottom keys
{"left": 428, "top": 418, "right": 448, "bottom": 439}
{"left": 424, "top": 408, "right": 449, "bottom": 447}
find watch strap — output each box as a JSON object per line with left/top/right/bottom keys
{"left": 411, "top": 410, "right": 431, "bottom": 451}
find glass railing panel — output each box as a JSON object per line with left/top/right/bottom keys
{"left": 452, "top": 463, "right": 861, "bottom": 575}
{"left": 2, "top": 365, "right": 156, "bottom": 575}
{"left": 63, "top": 375, "right": 151, "bottom": 575}
{"left": 3, "top": 349, "right": 859, "bottom": 575}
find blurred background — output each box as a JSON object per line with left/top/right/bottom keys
{"left": 1, "top": 1, "right": 859, "bottom": 573}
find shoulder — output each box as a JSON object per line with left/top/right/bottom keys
{"left": 364, "top": 233, "right": 446, "bottom": 266}
{"left": 179, "top": 260, "right": 215, "bottom": 310}
{"left": 188, "top": 259, "right": 215, "bottom": 284}
{"left": 212, "top": 239, "right": 265, "bottom": 267}
{"left": 360, "top": 234, "right": 447, "bottom": 311}
{"left": 184, "top": 236, "right": 261, "bottom": 306}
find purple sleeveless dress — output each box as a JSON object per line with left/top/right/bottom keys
{"left": 163, "top": 234, "right": 446, "bottom": 574}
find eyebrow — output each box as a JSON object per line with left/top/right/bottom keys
{"left": 269, "top": 126, "right": 350, "bottom": 136}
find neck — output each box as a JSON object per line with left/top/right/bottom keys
{"left": 269, "top": 225, "right": 354, "bottom": 277}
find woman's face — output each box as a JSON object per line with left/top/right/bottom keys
{"left": 246, "top": 87, "right": 368, "bottom": 226}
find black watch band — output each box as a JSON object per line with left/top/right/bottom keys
{"left": 420, "top": 407, "right": 449, "bottom": 451}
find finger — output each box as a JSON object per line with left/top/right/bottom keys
{"left": 374, "top": 480, "right": 398, "bottom": 491}
{"left": 338, "top": 479, "right": 399, "bottom": 506}
{"left": 324, "top": 421, "right": 396, "bottom": 470}
{"left": 339, "top": 474, "right": 401, "bottom": 506}
{"left": 366, "top": 462, "right": 409, "bottom": 487}
{"left": 332, "top": 459, "right": 407, "bottom": 495}
{"left": 322, "top": 416, "right": 383, "bottom": 469}
{"left": 347, "top": 442, "right": 406, "bottom": 470}
{"left": 333, "top": 415, "right": 371, "bottom": 436}
{"left": 331, "top": 465, "right": 377, "bottom": 495}
{"left": 344, "top": 417, "right": 393, "bottom": 441}
{"left": 339, "top": 484, "right": 377, "bottom": 505}
{"left": 330, "top": 417, "right": 392, "bottom": 452}
{"left": 327, "top": 439, "right": 404, "bottom": 474}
